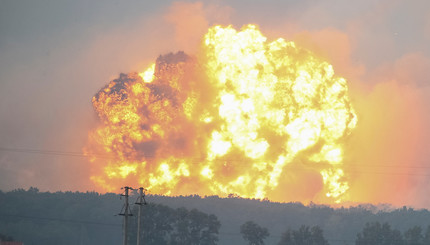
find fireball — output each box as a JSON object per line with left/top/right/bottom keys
{"left": 85, "top": 25, "right": 357, "bottom": 203}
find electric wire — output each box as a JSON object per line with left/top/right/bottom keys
{"left": 1, "top": 146, "right": 430, "bottom": 177}
{"left": 0, "top": 213, "right": 121, "bottom": 227}
{"left": 1, "top": 213, "right": 418, "bottom": 244}
{"left": 0, "top": 213, "right": 360, "bottom": 243}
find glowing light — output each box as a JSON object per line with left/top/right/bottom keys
{"left": 138, "top": 63, "right": 155, "bottom": 83}
{"left": 201, "top": 166, "right": 214, "bottom": 179}
{"left": 85, "top": 24, "right": 357, "bottom": 203}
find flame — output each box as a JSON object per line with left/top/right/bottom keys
{"left": 85, "top": 25, "right": 357, "bottom": 203}
{"left": 138, "top": 63, "right": 155, "bottom": 83}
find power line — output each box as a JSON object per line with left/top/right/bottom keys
{"left": 2, "top": 146, "right": 430, "bottom": 177}
{"left": 0, "top": 147, "right": 114, "bottom": 159}
{"left": 0, "top": 146, "right": 166, "bottom": 159}
{"left": 1, "top": 213, "right": 426, "bottom": 244}
{"left": 0, "top": 213, "right": 357, "bottom": 243}
{"left": 0, "top": 213, "right": 121, "bottom": 227}
{"left": 1, "top": 146, "right": 429, "bottom": 167}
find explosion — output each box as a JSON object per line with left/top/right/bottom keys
{"left": 85, "top": 25, "right": 357, "bottom": 203}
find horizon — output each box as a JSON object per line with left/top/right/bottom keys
{"left": 2, "top": 186, "right": 427, "bottom": 213}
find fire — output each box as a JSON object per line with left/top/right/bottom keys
{"left": 85, "top": 25, "right": 357, "bottom": 203}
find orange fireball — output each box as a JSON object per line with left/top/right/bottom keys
{"left": 85, "top": 25, "right": 357, "bottom": 203}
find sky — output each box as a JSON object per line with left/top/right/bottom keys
{"left": 1, "top": 0, "right": 430, "bottom": 208}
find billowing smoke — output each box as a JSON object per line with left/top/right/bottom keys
{"left": 85, "top": 25, "right": 357, "bottom": 204}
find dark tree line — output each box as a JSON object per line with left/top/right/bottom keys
{"left": 239, "top": 221, "right": 329, "bottom": 245}
{"left": 2, "top": 188, "right": 430, "bottom": 245}
{"left": 0, "top": 188, "right": 220, "bottom": 245}
{"left": 238, "top": 221, "right": 430, "bottom": 245}
{"left": 356, "top": 222, "right": 430, "bottom": 245}
{"left": 279, "top": 225, "right": 329, "bottom": 245}
{"left": 127, "top": 204, "right": 221, "bottom": 245}
{"left": 240, "top": 221, "right": 270, "bottom": 245}
{"left": 275, "top": 222, "right": 430, "bottom": 245}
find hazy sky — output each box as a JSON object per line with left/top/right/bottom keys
{"left": 1, "top": 0, "right": 430, "bottom": 207}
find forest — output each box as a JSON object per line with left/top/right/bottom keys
{"left": 1, "top": 188, "right": 430, "bottom": 245}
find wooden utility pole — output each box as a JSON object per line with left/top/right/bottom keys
{"left": 135, "top": 187, "right": 147, "bottom": 245}
{"left": 119, "top": 186, "right": 133, "bottom": 245}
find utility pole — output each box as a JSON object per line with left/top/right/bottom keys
{"left": 135, "top": 187, "right": 147, "bottom": 245}
{"left": 80, "top": 224, "right": 84, "bottom": 245}
{"left": 119, "top": 186, "right": 133, "bottom": 245}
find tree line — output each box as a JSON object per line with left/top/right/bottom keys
{"left": 126, "top": 203, "right": 221, "bottom": 245}
{"left": 1, "top": 188, "right": 430, "bottom": 245}
{"left": 238, "top": 221, "right": 430, "bottom": 245}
